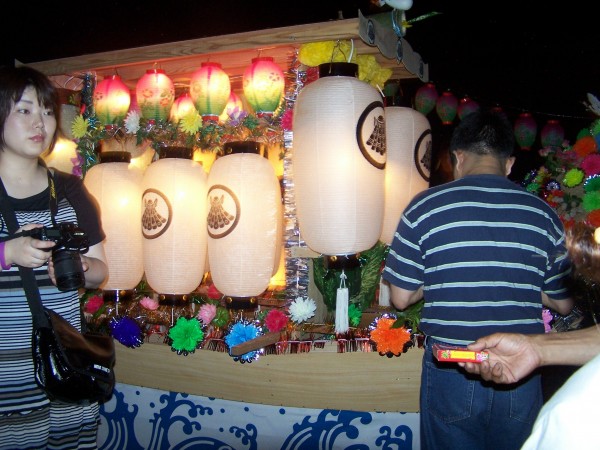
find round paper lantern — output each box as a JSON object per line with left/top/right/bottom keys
{"left": 189, "top": 62, "right": 231, "bottom": 122}
{"left": 136, "top": 69, "right": 175, "bottom": 122}
{"left": 414, "top": 82, "right": 438, "bottom": 115}
{"left": 218, "top": 91, "right": 244, "bottom": 123}
{"left": 293, "top": 62, "right": 385, "bottom": 256}
{"left": 514, "top": 112, "right": 538, "bottom": 150}
{"left": 141, "top": 148, "right": 208, "bottom": 298}
{"left": 243, "top": 57, "right": 285, "bottom": 117}
{"left": 170, "top": 93, "right": 197, "bottom": 124}
{"left": 207, "top": 141, "right": 281, "bottom": 310}
{"left": 93, "top": 75, "right": 131, "bottom": 127}
{"left": 380, "top": 107, "right": 431, "bottom": 245}
{"left": 457, "top": 96, "right": 479, "bottom": 120}
{"left": 541, "top": 119, "right": 565, "bottom": 149}
{"left": 436, "top": 91, "right": 458, "bottom": 125}
{"left": 84, "top": 151, "right": 144, "bottom": 302}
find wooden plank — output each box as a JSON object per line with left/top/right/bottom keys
{"left": 114, "top": 342, "right": 422, "bottom": 412}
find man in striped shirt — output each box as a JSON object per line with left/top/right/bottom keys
{"left": 382, "top": 108, "right": 573, "bottom": 450}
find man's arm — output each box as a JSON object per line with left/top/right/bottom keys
{"left": 389, "top": 284, "right": 423, "bottom": 310}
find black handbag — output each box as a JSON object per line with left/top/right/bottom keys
{"left": 0, "top": 168, "right": 116, "bottom": 404}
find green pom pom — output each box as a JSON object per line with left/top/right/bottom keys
{"left": 582, "top": 190, "right": 600, "bottom": 212}
{"left": 563, "top": 168, "right": 585, "bottom": 188}
{"left": 584, "top": 175, "right": 600, "bottom": 193}
{"left": 577, "top": 128, "right": 592, "bottom": 140}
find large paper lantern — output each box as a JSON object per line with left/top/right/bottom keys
{"left": 436, "top": 91, "right": 458, "bottom": 125}
{"left": 514, "top": 112, "right": 538, "bottom": 150}
{"left": 293, "top": 62, "right": 386, "bottom": 332}
{"left": 93, "top": 75, "right": 131, "bottom": 127}
{"left": 189, "top": 62, "right": 231, "bottom": 122}
{"left": 414, "top": 82, "right": 438, "bottom": 115}
{"left": 243, "top": 57, "right": 285, "bottom": 117}
{"left": 541, "top": 119, "right": 565, "bottom": 149}
{"left": 141, "top": 148, "right": 208, "bottom": 299}
{"left": 207, "top": 141, "right": 281, "bottom": 310}
{"left": 136, "top": 69, "right": 175, "bottom": 122}
{"left": 380, "top": 107, "right": 431, "bottom": 245}
{"left": 84, "top": 151, "right": 144, "bottom": 303}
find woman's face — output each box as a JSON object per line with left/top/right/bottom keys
{"left": 2, "top": 86, "right": 57, "bottom": 159}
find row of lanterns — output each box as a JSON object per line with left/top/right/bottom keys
{"left": 93, "top": 56, "right": 285, "bottom": 127}
{"left": 414, "top": 82, "right": 566, "bottom": 150}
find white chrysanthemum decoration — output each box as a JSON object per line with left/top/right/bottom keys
{"left": 124, "top": 111, "right": 141, "bottom": 134}
{"left": 288, "top": 297, "right": 317, "bottom": 324}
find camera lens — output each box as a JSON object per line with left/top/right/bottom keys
{"left": 52, "top": 248, "right": 85, "bottom": 291}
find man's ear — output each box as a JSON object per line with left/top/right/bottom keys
{"left": 505, "top": 156, "right": 516, "bottom": 176}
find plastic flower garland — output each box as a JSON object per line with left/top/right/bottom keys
{"left": 224, "top": 319, "right": 263, "bottom": 363}
{"left": 369, "top": 314, "right": 413, "bottom": 357}
{"left": 168, "top": 317, "right": 205, "bottom": 356}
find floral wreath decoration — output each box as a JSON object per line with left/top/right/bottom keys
{"left": 369, "top": 313, "right": 413, "bottom": 357}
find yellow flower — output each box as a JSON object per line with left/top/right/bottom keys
{"left": 298, "top": 41, "right": 354, "bottom": 67}
{"left": 178, "top": 111, "right": 202, "bottom": 135}
{"left": 356, "top": 54, "right": 392, "bottom": 89}
{"left": 71, "top": 115, "right": 89, "bottom": 139}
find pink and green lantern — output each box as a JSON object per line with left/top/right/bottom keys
{"left": 436, "top": 91, "right": 458, "bottom": 125}
{"left": 135, "top": 69, "right": 175, "bottom": 122}
{"left": 243, "top": 57, "right": 284, "bottom": 117}
{"left": 414, "top": 82, "right": 438, "bottom": 115}
{"left": 541, "top": 119, "right": 565, "bottom": 149}
{"left": 189, "top": 62, "right": 231, "bottom": 123}
{"left": 457, "top": 96, "right": 479, "bottom": 120}
{"left": 93, "top": 75, "right": 131, "bottom": 127}
{"left": 514, "top": 112, "right": 537, "bottom": 150}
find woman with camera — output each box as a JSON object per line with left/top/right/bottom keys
{"left": 0, "top": 66, "right": 107, "bottom": 449}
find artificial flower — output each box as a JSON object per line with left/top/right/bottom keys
{"left": 573, "top": 135, "right": 598, "bottom": 158}
{"left": 197, "top": 303, "right": 217, "bottom": 325}
{"left": 207, "top": 283, "right": 222, "bottom": 299}
{"left": 288, "top": 296, "right": 317, "bottom": 323}
{"left": 139, "top": 296, "right": 159, "bottom": 310}
{"left": 224, "top": 320, "right": 262, "bottom": 363}
{"left": 124, "top": 111, "right": 141, "bottom": 134}
{"left": 212, "top": 306, "right": 230, "bottom": 328}
{"left": 369, "top": 316, "right": 411, "bottom": 356}
{"left": 588, "top": 209, "right": 600, "bottom": 228}
{"left": 168, "top": 317, "right": 204, "bottom": 355}
{"left": 348, "top": 304, "right": 362, "bottom": 328}
{"left": 264, "top": 309, "right": 289, "bottom": 332}
{"left": 281, "top": 108, "right": 293, "bottom": 131}
{"left": 109, "top": 316, "right": 143, "bottom": 348}
{"left": 583, "top": 190, "right": 600, "bottom": 212}
{"left": 563, "top": 168, "right": 584, "bottom": 188}
{"left": 581, "top": 154, "right": 600, "bottom": 177}
{"left": 298, "top": 41, "right": 353, "bottom": 67}
{"left": 178, "top": 111, "right": 202, "bottom": 135}
{"left": 84, "top": 295, "right": 104, "bottom": 314}
{"left": 71, "top": 115, "right": 90, "bottom": 139}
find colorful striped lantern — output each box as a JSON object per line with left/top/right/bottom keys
{"left": 136, "top": 69, "right": 175, "bottom": 122}
{"left": 93, "top": 75, "right": 131, "bottom": 127}
{"left": 141, "top": 147, "right": 208, "bottom": 300}
{"left": 84, "top": 151, "right": 144, "bottom": 304}
{"left": 243, "top": 57, "right": 285, "bottom": 117}
{"left": 293, "top": 62, "right": 386, "bottom": 332}
{"left": 457, "top": 96, "right": 479, "bottom": 120}
{"left": 189, "top": 62, "right": 231, "bottom": 123}
{"left": 541, "top": 119, "right": 565, "bottom": 149}
{"left": 514, "top": 112, "right": 538, "bottom": 150}
{"left": 414, "top": 82, "right": 438, "bottom": 115}
{"left": 206, "top": 141, "right": 281, "bottom": 310}
{"left": 436, "top": 91, "right": 458, "bottom": 125}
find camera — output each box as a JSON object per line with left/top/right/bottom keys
{"left": 25, "top": 223, "right": 90, "bottom": 291}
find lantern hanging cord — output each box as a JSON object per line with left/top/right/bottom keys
{"left": 331, "top": 40, "right": 354, "bottom": 63}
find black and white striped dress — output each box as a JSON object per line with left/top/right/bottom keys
{"left": 0, "top": 169, "right": 105, "bottom": 450}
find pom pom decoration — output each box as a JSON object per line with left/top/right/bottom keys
{"left": 109, "top": 316, "right": 144, "bottom": 349}
{"left": 197, "top": 303, "right": 217, "bottom": 326}
{"left": 264, "top": 309, "right": 289, "bottom": 333}
{"left": 369, "top": 314, "right": 412, "bottom": 357}
{"left": 224, "top": 319, "right": 264, "bottom": 363}
{"left": 167, "top": 317, "right": 205, "bottom": 356}
{"left": 288, "top": 297, "right": 317, "bottom": 324}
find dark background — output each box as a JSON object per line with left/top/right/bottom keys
{"left": 1, "top": 0, "right": 598, "bottom": 182}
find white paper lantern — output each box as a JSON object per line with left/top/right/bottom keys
{"left": 293, "top": 63, "right": 386, "bottom": 256}
{"left": 141, "top": 148, "right": 208, "bottom": 296}
{"left": 380, "top": 106, "right": 431, "bottom": 245}
{"left": 207, "top": 141, "right": 280, "bottom": 310}
{"left": 84, "top": 152, "right": 144, "bottom": 300}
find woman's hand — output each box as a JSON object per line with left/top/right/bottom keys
{"left": 5, "top": 224, "right": 55, "bottom": 269}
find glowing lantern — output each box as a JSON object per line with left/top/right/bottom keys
{"left": 414, "top": 82, "right": 438, "bottom": 115}
{"left": 541, "top": 119, "right": 565, "bottom": 149}
{"left": 218, "top": 91, "right": 244, "bottom": 123}
{"left": 170, "top": 93, "right": 197, "bottom": 124}
{"left": 93, "top": 75, "right": 131, "bottom": 127}
{"left": 189, "top": 62, "right": 231, "bottom": 122}
{"left": 293, "top": 62, "right": 386, "bottom": 332}
{"left": 514, "top": 112, "right": 538, "bottom": 150}
{"left": 436, "top": 91, "right": 458, "bottom": 125}
{"left": 136, "top": 69, "right": 175, "bottom": 122}
{"left": 243, "top": 57, "right": 285, "bottom": 117}
{"left": 207, "top": 141, "right": 281, "bottom": 310}
{"left": 457, "top": 96, "right": 479, "bottom": 120}
{"left": 141, "top": 148, "right": 208, "bottom": 299}
{"left": 84, "top": 151, "right": 144, "bottom": 303}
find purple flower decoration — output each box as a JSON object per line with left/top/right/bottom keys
{"left": 109, "top": 316, "right": 143, "bottom": 348}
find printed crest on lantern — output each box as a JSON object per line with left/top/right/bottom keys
{"left": 415, "top": 129, "right": 432, "bottom": 182}
{"left": 142, "top": 189, "right": 172, "bottom": 239}
{"left": 207, "top": 184, "right": 240, "bottom": 239}
{"left": 357, "top": 101, "right": 386, "bottom": 169}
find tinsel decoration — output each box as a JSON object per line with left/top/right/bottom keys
{"left": 109, "top": 316, "right": 144, "bottom": 348}
{"left": 369, "top": 314, "right": 413, "bottom": 357}
{"left": 224, "top": 319, "right": 264, "bottom": 363}
{"left": 167, "top": 317, "right": 205, "bottom": 356}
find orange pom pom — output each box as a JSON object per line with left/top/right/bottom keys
{"left": 370, "top": 317, "right": 412, "bottom": 355}
{"left": 573, "top": 135, "right": 598, "bottom": 158}
{"left": 587, "top": 209, "right": 600, "bottom": 228}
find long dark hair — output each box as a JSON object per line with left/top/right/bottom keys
{"left": 0, "top": 65, "right": 60, "bottom": 152}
